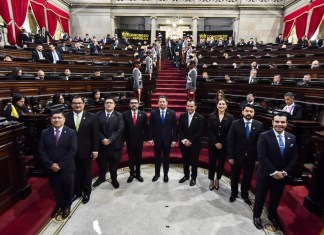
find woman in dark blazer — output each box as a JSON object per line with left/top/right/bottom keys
{"left": 208, "top": 98, "right": 234, "bottom": 190}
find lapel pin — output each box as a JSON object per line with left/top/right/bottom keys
{"left": 288, "top": 137, "right": 290, "bottom": 140}
{"left": 64, "top": 131, "right": 66, "bottom": 133}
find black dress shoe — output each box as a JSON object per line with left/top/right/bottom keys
{"left": 189, "top": 179, "right": 196, "bottom": 186}
{"left": 243, "top": 198, "right": 252, "bottom": 206}
{"left": 163, "top": 175, "right": 169, "bottom": 183}
{"left": 62, "top": 208, "right": 70, "bottom": 220}
{"left": 92, "top": 178, "right": 105, "bottom": 187}
{"left": 229, "top": 196, "right": 237, "bottom": 202}
{"left": 152, "top": 175, "right": 159, "bottom": 182}
{"left": 209, "top": 185, "right": 215, "bottom": 190}
{"left": 127, "top": 175, "right": 134, "bottom": 183}
{"left": 82, "top": 195, "right": 90, "bottom": 204}
{"left": 268, "top": 217, "right": 282, "bottom": 230}
{"left": 72, "top": 194, "right": 82, "bottom": 202}
{"left": 179, "top": 176, "right": 189, "bottom": 183}
{"left": 51, "top": 207, "right": 62, "bottom": 218}
{"left": 136, "top": 175, "right": 144, "bottom": 182}
{"left": 112, "top": 180, "right": 120, "bottom": 189}
{"left": 253, "top": 217, "right": 263, "bottom": 230}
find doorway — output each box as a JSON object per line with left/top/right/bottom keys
{"left": 160, "top": 25, "right": 190, "bottom": 40}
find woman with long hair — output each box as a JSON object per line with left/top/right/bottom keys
{"left": 3, "top": 93, "right": 28, "bottom": 120}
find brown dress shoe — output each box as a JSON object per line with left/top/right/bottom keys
{"left": 51, "top": 207, "right": 62, "bottom": 218}
{"left": 62, "top": 208, "right": 70, "bottom": 220}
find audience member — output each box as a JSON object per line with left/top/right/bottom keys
{"left": 84, "top": 33, "right": 92, "bottom": 43}
{"left": 57, "top": 42, "right": 70, "bottom": 53}
{"left": 225, "top": 74, "right": 234, "bottom": 83}
{"left": 297, "top": 74, "right": 312, "bottom": 86}
{"left": 72, "top": 43, "right": 85, "bottom": 54}
{"left": 247, "top": 69, "right": 258, "bottom": 84}
{"left": 279, "top": 92, "right": 302, "bottom": 120}
{"left": 240, "top": 93, "right": 261, "bottom": 107}
{"left": 51, "top": 93, "right": 69, "bottom": 108}
{"left": 73, "top": 33, "right": 82, "bottom": 42}
{"left": 32, "top": 44, "right": 46, "bottom": 61}
{"left": 311, "top": 60, "right": 320, "bottom": 69}
{"left": 3, "top": 93, "right": 29, "bottom": 120}
{"left": 3, "top": 55, "right": 13, "bottom": 61}
{"left": 7, "top": 67, "right": 22, "bottom": 80}
{"left": 216, "top": 90, "right": 226, "bottom": 101}
{"left": 88, "top": 89, "right": 104, "bottom": 106}
{"left": 90, "top": 39, "right": 102, "bottom": 54}
{"left": 60, "top": 69, "right": 71, "bottom": 80}
{"left": 35, "top": 70, "right": 45, "bottom": 80}
{"left": 47, "top": 44, "right": 63, "bottom": 64}
{"left": 271, "top": 74, "right": 282, "bottom": 86}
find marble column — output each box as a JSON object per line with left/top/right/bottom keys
{"left": 233, "top": 17, "right": 240, "bottom": 43}
{"left": 111, "top": 16, "right": 116, "bottom": 36}
{"left": 150, "top": 16, "right": 157, "bottom": 44}
{"left": 192, "top": 16, "right": 199, "bottom": 45}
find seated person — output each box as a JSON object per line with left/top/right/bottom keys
{"left": 50, "top": 93, "right": 69, "bottom": 108}
{"left": 57, "top": 42, "right": 70, "bottom": 53}
{"left": 32, "top": 44, "right": 46, "bottom": 61}
{"left": 225, "top": 74, "right": 234, "bottom": 83}
{"left": 3, "top": 55, "right": 13, "bottom": 61}
{"left": 279, "top": 92, "right": 302, "bottom": 120}
{"left": 271, "top": 74, "right": 282, "bottom": 86}
{"left": 46, "top": 44, "right": 63, "bottom": 64}
{"left": 60, "top": 69, "right": 71, "bottom": 80}
{"left": 240, "top": 93, "right": 261, "bottom": 108}
{"left": 35, "top": 70, "right": 46, "bottom": 80}
{"left": 202, "top": 72, "right": 213, "bottom": 81}
{"left": 286, "top": 60, "right": 296, "bottom": 69}
{"left": 73, "top": 33, "right": 82, "bottom": 42}
{"left": 311, "top": 60, "right": 320, "bottom": 69}
{"left": 297, "top": 74, "right": 312, "bottom": 86}
{"left": 113, "top": 70, "right": 125, "bottom": 80}
{"left": 87, "top": 89, "right": 104, "bottom": 106}
{"left": 90, "top": 70, "right": 105, "bottom": 79}
{"left": 72, "top": 42, "right": 85, "bottom": 54}
{"left": 84, "top": 33, "right": 92, "bottom": 43}
{"left": 251, "top": 61, "right": 258, "bottom": 69}
{"left": 3, "top": 93, "right": 29, "bottom": 121}
{"left": 7, "top": 67, "right": 22, "bottom": 80}
{"left": 90, "top": 39, "right": 102, "bottom": 54}
{"left": 247, "top": 69, "right": 258, "bottom": 84}
{"left": 216, "top": 89, "right": 226, "bottom": 101}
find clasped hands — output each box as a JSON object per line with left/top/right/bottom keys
{"left": 102, "top": 138, "right": 111, "bottom": 146}
{"left": 51, "top": 163, "right": 60, "bottom": 172}
{"left": 149, "top": 140, "right": 176, "bottom": 147}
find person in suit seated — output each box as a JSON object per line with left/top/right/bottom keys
{"left": 7, "top": 67, "right": 22, "bottom": 80}
{"left": 65, "top": 96, "right": 99, "bottom": 204}
{"left": 225, "top": 74, "right": 235, "bottom": 83}
{"left": 21, "top": 29, "right": 32, "bottom": 43}
{"left": 208, "top": 99, "right": 234, "bottom": 190}
{"left": 311, "top": 60, "right": 320, "bottom": 69}
{"left": 297, "top": 35, "right": 309, "bottom": 48}
{"left": 275, "top": 34, "right": 283, "bottom": 44}
{"left": 73, "top": 33, "right": 82, "bottom": 42}
{"left": 149, "top": 96, "right": 177, "bottom": 183}
{"left": 226, "top": 36, "right": 235, "bottom": 46}
{"left": 62, "top": 32, "right": 70, "bottom": 41}
{"left": 311, "top": 34, "right": 323, "bottom": 47}
{"left": 39, "top": 110, "right": 77, "bottom": 220}
{"left": 90, "top": 70, "right": 105, "bottom": 80}
{"left": 3, "top": 55, "right": 13, "bottom": 61}
{"left": 247, "top": 69, "right": 258, "bottom": 84}
{"left": 50, "top": 93, "right": 70, "bottom": 109}
{"left": 60, "top": 69, "right": 71, "bottom": 80}
{"left": 227, "top": 104, "right": 263, "bottom": 205}
{"left": 297, "top": 74, "right": 312, "bottom": 86}
{"left": 112, "top": 39, "right": 121, "bottom": 50}
{"left": 72, "top": 43, "right": 85, "bottom": 54}
{"left": 3, "top": 93, "right": 29, "bottom": 121}
{"left": 122, "top": 98, "right": 148, "bottom": 183}
{"left": 251, "top": 61, "right": 258, "bottom": 70}
{"left": 237, "top": 38, "right": 246, "bottom": 47}
{"left": 178, "top": 100, "right": 204, "bottom": 186}
{"left": 32, "top": 44, "right": 46, "bottom": 61}
{"left": 240, "top": 93, "right": 261, "bottom": 108}
{"left": 87, "top": 89, "right": 104, "bottom": 106}
{"left": 35, "top": 69, "right": 46, "bottom": 80}
{"left": 34, "top": 29, "right": 45, "bottom": 44}
{"left": 57, "top": 42, "right": 69, "bottom": 53}
{"left": 253, "top": 113, "right": 298, "bottom": 230}
{"left": 100, "top": 35, "right": 111, "bottom": 45}
{"left": 271, "top": 74, "right": 282, "bottom": 86}
{"left": 46, "top": 44, "right": 63, "bottom": 64}
{"left": 93, "top": 98, "right": 125, "bottom": 189}
{"left": 90, "top": 39, "right": 102, "bottom": 54}
{"left": 83, "top": 34, "right": 92, "bottom": 43}
{"left": 279, "top": 92, "right": 302, "bottom": 120}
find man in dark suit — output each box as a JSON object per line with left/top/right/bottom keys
{"left": 253, "top": 113, "right": 298, "bottom": 230}
{"left": 46, "top": 44, "right": 63, "bottom": 64}
{"left": 227, "top": 104, "right": 263, "bottom": 205}
{"left": 39, "top": 110, "right": 77, "bottom": 220}
{"left": 279, "top": 92, "right": 302, "bottom": 120}
{"left": 178, "top": 100, "right": 204, "bottom": 186}
{"left": 32, "top": 44, "right": 46, "bottom": 61}
{"left": 60, "top": 69, "right": 71, "bottom": 81}
{"left": 123, "top": 97, "right": 148, "bottom": 183}
{"left": 93, "top": 98, "right": 125, "bottom": 189}
{"left": 64, "top": 96, "right": 99, "bottom": 204}
{"left": 247, "top": 69, "right": 258, "bottom": 84}
{"left": 149, "top": 96, "right": 177, "bottom": 183}
{"left": 240, "top": 93, "right": 261, "bottom": 108}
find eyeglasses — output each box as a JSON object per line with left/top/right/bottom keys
{"left": 72, "top": 102, "right": 84, "bottom": 105}
{"left": 105, "top": 102, "right": 114, "bottom": 104}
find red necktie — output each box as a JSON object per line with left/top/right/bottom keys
{"left": 133, "top": 112, "right": 137, "bottom": 125}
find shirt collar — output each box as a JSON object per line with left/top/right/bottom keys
{"left": 243, "top": 118, "right": 252, "bottom": 124}
{"left": 188, "top": 112, "right": 195, "bottom": 117}
{"left": 273, "top": 129, "right": 285, "bottom": 138}
{"left": 74, "top": 111, "right": 83, "bottom": 117}
{"left": 53, "top": 126, "right": 63, "bottom": 132}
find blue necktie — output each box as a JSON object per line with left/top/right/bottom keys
{"left": 278, "top": 134, "right": 285, "bottom": 156}
{"left": 245, "top": 122, "right": 250, "bottom": 138}
{"left": 161, "top": 110, "right": 165, "bottom": 124}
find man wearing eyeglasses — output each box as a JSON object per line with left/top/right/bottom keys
{"left": 93, "top": 98, "right": 125, "bottom": 189}
{"left": 65, "top": 96, "right": 99, "bottom": 204}
{"left": 122, "top": 98, "right": 148, "bottom": 183}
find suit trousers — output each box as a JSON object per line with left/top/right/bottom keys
{"left": 97, "top": 147, "right": 123, "bottom": 181}
{"left": 126, "top": 146, "right": 143, "bottom": 177}
{"left": 230, "top": 157, "right": 255, "bottom": 198}
{"left": 153, "top": 146, "right": 171, "bottom": 176}
{"left": 49, "top": 170, "right": 74, "bottom": 209}
{"left": 208, "top": 146, "right": 226, "bottom": 180}
{"left": 253, "top": 173, "right": 286, "bottom": 219}
{"left": 74, "top": 157, "right": 92, "bottom": 196}
{"left": 180, "top": 145, "right": 200, "bottom": 179}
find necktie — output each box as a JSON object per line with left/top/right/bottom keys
{"left": 133, "top": 112, "right": 137, "bottom": 125}
{"left": 245, "top": 122, "right": 251, "bottom": 138}
{"left": 53, "top": 52, "right": 58, "bottom": 63}
{"left": 161, "top": 110, "right": 165, "bottom": 124}
{"left": 278, "top": 134, "right": 285, "bottom": 156}
{"left": 249, "top": 78, "right": 253, "bottom": 84}
{"left": 286, "top": 106, "right": 291, "bottom": 113}
{"left": 38, "top": 51, "right": 43, "bottom": 59}
{"left": 55, "top": 129, "right": 60, "bottom": 145}
{"left": 75, "top": 113, "right": 80, "bottom": 131}
{"left": 107, "top": 113, "right": 110, "bottom": 122}
{"left": 188, "top": 114, "right": 192, "bottom": 127}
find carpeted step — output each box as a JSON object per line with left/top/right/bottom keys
{"left": 156, "top": 80, "right": 185, "bottom": 84}
{"left": 151, "top": 98, "right": 187, "bottom": 105}
{"left": 156, "top": 84, "right": 185, "bottom": 89}
{"left": 152, "top": 92, "right": 187, "bottom": 98}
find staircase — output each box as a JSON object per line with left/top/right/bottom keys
{"left": 151, "top": 60, "right": 187, "bottom": 113}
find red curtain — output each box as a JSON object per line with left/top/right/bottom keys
{"left": 283, "top": 5, "right": 309, "bottom": 39}
{"left": 10, "top": 0, "right": 29, "bottom": 46}
{"left": 59, "top": 17, "right": 70, "bottom": 34}
{"left": 30, "top": 0, "right": 47, "bottom": 29}
{"left": 307, "top": 1, "right": 324, "bottom": 38}
{"left": 0, "top": 0, "right": 15, "bottom": 44}
{"left": 295, "top": 13, "right": 308, "bottom": 39}
{"left": 283, "top": 20, "right": 295, "bottom": 39}
{"left": 46, "top": 9, "right": 58, "bottom": 37}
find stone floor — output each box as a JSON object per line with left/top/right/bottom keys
{"left": 39, "top": 164, "right": 283, "bottom": 235}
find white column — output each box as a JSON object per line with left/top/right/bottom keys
{"left": 111, "top": 16, "right": 116, "bottom": 36}
{"left": 233, "top": 17, "right": 240, "bottom": 43}
{"left": 150, "top": 16, "right": 157, "bottom": 44}
{"left": 192, "top": 16, "right": 199, "bottom": 45}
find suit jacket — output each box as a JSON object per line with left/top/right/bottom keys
{"left": 257, "top": 130, "right": 298, "bottom": 178}
{"left": 178, "top": 112, "right": 204, "bottom": 150}
{"left": 247, "top": 76, "right": 259, "bottom": 84}
{"left": 96, "top": 110, "right": 125, "bottom": 150}
{"left": 279, "top": 103, "right": 303, "bottom": 120}
{"left": 64, "top": 111, "right": 99, "bottom": 159}
{"left": 46, "top": 50, "right": 63, "bottom": 63}
{"left": 240, "top": 101, "right": 261, "bottom": 108}
{"left": 133, "top": 68, "right": 143, "bottom": 89}
{"left": 208, "top": 112, "right": 234, "bottom": 148}
{"left": 32, "top": 50, "right": 45, "bottom": 61}
{"left": 39, "top": 126, "right": 77, "bottom": 173}
{"left": 227, "top": 119, "right": 263, "bottom": 163}
{"left": 149, "top": 108, "right": 177, "bottom": 147}
{"left": 123, "top": 110, "right": 148, "bottom": 147}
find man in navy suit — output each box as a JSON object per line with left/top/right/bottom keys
{"left": 65, "top": 96, "right": 99, "bottom": 204}
{"left": 279, "top": 92, "right": 302, "bottom": 120}
{"left": 178, "top": 100, "right": 204, "bottom": 186}
{"left": 149, "top": 96, "right": 177, "bottom": 183}
{"left": 227, "top": 104, "right": 263, "bottom": 205}
{"left": 46, "top": 44, "right": 64, "bottom": 64}
{"left": 39, "top": 110, "right": 77, "bottom": 220}
{"left": 123, "top": 97, "right": 148, "bottom": 183}
{"left": 93, "top": 98, "right": 125, "bottom": 189}
{"left": 253, "top": 113, "right": 298, "bottom": 230}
